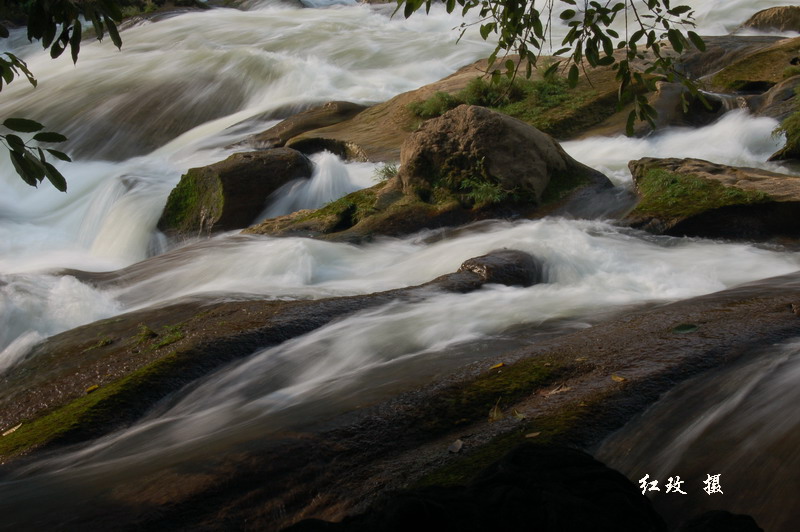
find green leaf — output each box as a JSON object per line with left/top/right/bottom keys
{"left": 105, "top": 18, "right": 122, "bottom": 50}
{"left": 667, "top": 29, "right": 684, "bottom": 53}
{"left": 43, "top": 161, "right": 68, "bottom": 192}
{"left": 3, "top": 118, "right": 44, "bottom": 133}
{"left": 625, "top": 110, "right": 636, "bottom": 136}
{"left": 70, "top": 22, "right": 82, "bottom": 64}
{"left": 568, "top": 64, "right": 579, "bottom": 87}
{"left": 560, "top": 9, "right": 576, "bottom": 20}
{"left": 46, "top": 149, "right": 72, "bottom": 162}
{"left": 688, "top": 31, "right": 705, "bottom": 52}
{"left": 34, "top": 132, "right": 68, "bottom": 143}
{"left": 5, "top": 133, "right": 26, "bottom": 152}
{"left": 9, "top": 151, "right": 38, "bottom": 187}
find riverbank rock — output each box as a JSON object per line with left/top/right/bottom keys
{"left": 157, "top": 148, "right": 313, "bottom": 238}
{"left": 740, "top": 6, "right": 800, "bottom": 33}
{"left": 0, "top": 248, "right": 541, "bottom": 463}
{"left": 245, "top": 106, "right": 612, "bottom": 241}
{"left": 625, "top": 157, "right": 800, "bottom": 240}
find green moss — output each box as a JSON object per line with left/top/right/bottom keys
{"left": 632, "top": 169, "right": 771, "bottom": 219}
{"left": 419, "top": 358, "right": 562, "bottom": 434}
{"left": 152, "top": 324, "right": 184, "bottom": 349}
{"left": 0, "top": 349, "right": 190, "bottom": 460}
{"left": 774, "top": 88, "right": 800, "bottom": 158}
{"left": 81, "top": 336, "right": 114, "bottom": 353}
{"left": 159, "top": 169, "right": 223, "bottom": 233}
{"left": 298, "top": 187, "right": 379, "bottom": 227}
{"left": 407, "top": 76, "right": 604, "bottom": 138}
{"left": 414, "top": 403, "right": 586, "bottom": 488}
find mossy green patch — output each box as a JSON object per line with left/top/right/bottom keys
{"left": 710, "top": 39, "right": 800, "bottom": 92}
{"left": 159, "top": 168, "right": 224, "bottom": 234}
{"left": 297, "top": 186, "right": 379, "bottom": 229}
{"left": 419, "top": 358, "right": 563, "bottom": 434}
{"left": 408, "top": 76, "right": 610, "bottom": 139}
{"left": 0, "top": 349, "right": 189, "bottom": 460}
{"left": 632, "top": 169, "right": 771, "bottom": 219}
{"left": 414, "top": 402, "right": 587, "bottom": 488}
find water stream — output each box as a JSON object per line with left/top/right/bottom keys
{"left": 2, "top": 0, "right": 800, "bottom": 526}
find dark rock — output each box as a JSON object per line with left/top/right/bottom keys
{"left": 157, "top": 148, "right": 313, "bottom": 238}
{"left": 677, "top": 510, "right": 764, "bottom": 532}
{"left": 458, "top": 249, "right": 543, "bottom": 287}
{"left": 740, "top": 6, "right": 800, "bottom": 33}
{"left": 250, "top": 101, "right": 368, "bottom": 149}
{"left": 625, "top": 157, "right": 800, "bottom": 241}
{"left": 283, "top": 444, "right": 667, "bottom": 532}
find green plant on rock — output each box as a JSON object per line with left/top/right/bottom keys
{"left": 373, "top": 162, "right": 399, "bottom": 182}
{"left": 398, "top": 0, "right": 706, "bottom": 135}
{"left": 773, "top": 86, "right": 800, "bottom": 159}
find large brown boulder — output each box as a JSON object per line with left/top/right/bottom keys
{"left": 246, "top": 106, "right": 611, "bottom": 241}
{"left": 625, "top": 157, "right": 800, "bottom": 240}
{"left": 399, "top": 105, "right": 610, "bottom": 204}
{"left": 740, "top": 6, "right": 800, "bottom": 33}
{"left": 158, "top": 148, "right": 313, "bottom": 238}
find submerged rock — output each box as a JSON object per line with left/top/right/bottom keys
{"left": 157, "top": 148, "right": 313, "bottom": 238}
{"left": 246, "top": 106, "right": 611, "bottom": 241}
{"left": 458, "top": 249, "right": 543, "bottom": 287}
{"left": 625, "top": 157, "right": 800, "bottom": 240}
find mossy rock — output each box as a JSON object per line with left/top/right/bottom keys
{"left": 625, "top": 157, "right": 800, "bottom": 241}
{"left": 158, "top": 148, "right": 313, "bottom": 238}
{"left": 709, "top": 36, "right": 800, "bottom": 93}
{"left": 247, "top": 107, "right": 612, "bottom": 241}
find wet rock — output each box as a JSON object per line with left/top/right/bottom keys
{"left": 625, "top": 157, "right": 800, "bottom": 241}
{"left": 246, "top": 106, "right": 611, "bottom": 241}
{"left": 704, "top": 36, "right": 800, "bottom": 93}
{"left": 458, "top": 249, "right": 543, "bottom": 287}
{"left": 283, "top": 444, "right": 667, "bottom": 532}
{"left": 249, "top": 101, "right": 368, "bottom": 149}
{"left": 740, "top": 6, "right": 800, "bottom": 33}
{"left": 0, "top": 248, "right": 538, "bottom": 462}
{"left": 157, "top": 148, "right": 313, "bottom": 238}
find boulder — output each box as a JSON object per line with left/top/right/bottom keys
{"left": 398, "top": 105, "right": 611, "bottom": 204}
{"left": 245, "top": 106, "right": 612, "bottom": 241}
{"left": 625, "top": 157, "right": 800, "bottom": 240}
{"left": 458, "top": 249, "right": 543, "bottom": 287}
{"left": 249, "top": 101, "right": 368, "bottom": 149}
{"left": 158, "top": 148, "right": 313, "bottom": 238}
{"left": 740, "top": 6, "right": 800, "bottom": 33}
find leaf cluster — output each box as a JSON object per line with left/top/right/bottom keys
{"left": 397, "top": 0, "right": 707, "bottom": 135}
{"left": 1, "top": 117, "right": 71, "bottom": 191}
{"left": 1, "top": 1, "right": 124, "bottom": 191}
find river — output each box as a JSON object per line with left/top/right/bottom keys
{"left": 1, "top": 0, "right": 799, "bottom": 528}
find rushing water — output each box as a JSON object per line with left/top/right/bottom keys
{"left": 2, "top": 0, "right": 800, "bottom": 526}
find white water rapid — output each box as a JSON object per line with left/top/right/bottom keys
{"left": 2, "top": 0, "right": 800, "bottom": 527}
